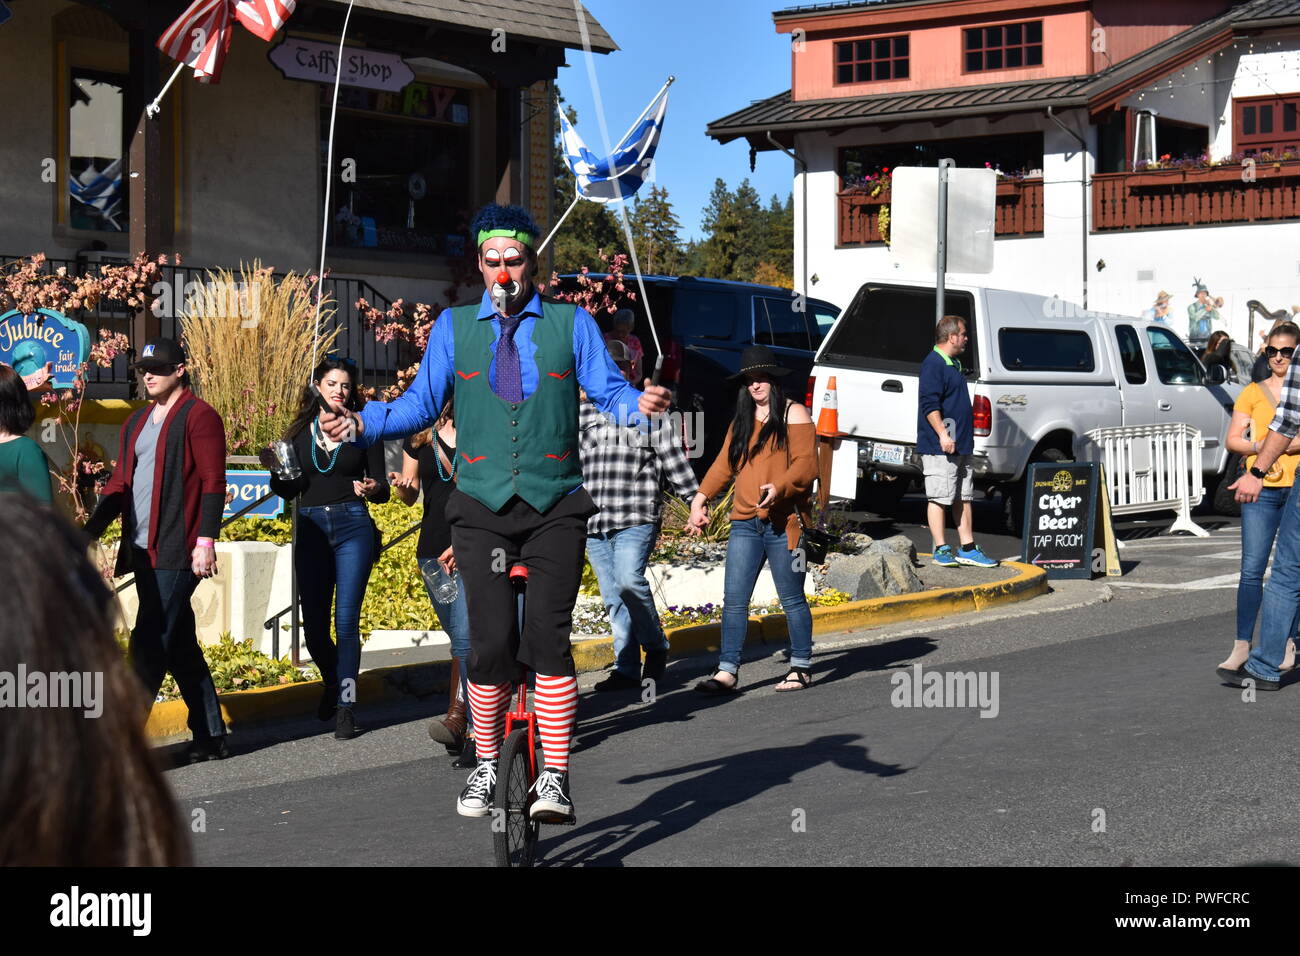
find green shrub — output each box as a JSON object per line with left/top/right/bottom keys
{"left": 149, "top": 633, "right": 319, "bottom": 701}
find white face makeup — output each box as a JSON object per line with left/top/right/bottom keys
{"left": 480, "top": 239, "right": 531, "bottom": 313}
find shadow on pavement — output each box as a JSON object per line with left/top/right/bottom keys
{"left": 543, "top": 733, "right": 907, "bottom": 866}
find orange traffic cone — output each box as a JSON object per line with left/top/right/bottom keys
{"left": 816, "top": 376, "right": 839, "bottom": 437}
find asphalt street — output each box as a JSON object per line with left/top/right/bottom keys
{"left": 167, "top": 495, "right": 1291, "bottom": 867}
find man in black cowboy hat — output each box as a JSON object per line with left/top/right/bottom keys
{"left": 317, "top": 203, "right": 672, "bottom": 824}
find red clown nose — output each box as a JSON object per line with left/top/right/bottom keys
{"left": 496, "top": 270, "right": 510, "bottom": 287}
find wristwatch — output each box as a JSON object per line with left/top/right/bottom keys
{"left": 1249, "top": 465, "right": 1268, "bottom": 480}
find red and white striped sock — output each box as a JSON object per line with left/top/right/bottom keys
{"left": 534, "top": 674, "right": 578, "bottom": 772}
{"left": 467, "top": 681, "right": 511, "bottom": 760}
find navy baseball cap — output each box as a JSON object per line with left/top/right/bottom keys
{"left": 132, "top": 338, "right": 187, "bottom": 371}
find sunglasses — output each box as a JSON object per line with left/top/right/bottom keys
{"left": 138, "top": 364, "right": 177, "bottom": 377}
{"left": 1265, "top": 346, "right": 1295, "bottom": 359}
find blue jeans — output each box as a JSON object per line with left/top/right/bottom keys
{"left": 718, "top": 517, "right": 813, "bottom": 675}
{"left": 586, "top": 523, "right": 667, "bottom": 678}
{"left": 419, "top": 556, "right": 471, "bottom": 726}
{"left": 297, "top": 503, "right": 376, "bottom": 706}
{"left": 1247, "top": 481, "right": 1300, "bottom": 681}
{"left": 1237, "top": 486, "right": 1290, "bottom": 642}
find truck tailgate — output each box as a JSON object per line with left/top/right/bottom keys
{"left": 813, "top": 365, "right": 918, "bottom": 444}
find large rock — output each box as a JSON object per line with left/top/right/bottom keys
{"left": 867, "top": 534, "right": 919, "bottom": 566}
{"left": 825, "top": 551, "right": 925, "bottom": 601}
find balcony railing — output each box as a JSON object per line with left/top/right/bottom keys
{"left": 837, "top": 177, "right": 1044, "bottom": 246}
{"left": 1092, "top": 161, "right": 1300, "bottom": 232}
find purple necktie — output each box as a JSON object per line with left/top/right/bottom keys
{"left": 494, "top": 313, "right": 524, "bottom": 403}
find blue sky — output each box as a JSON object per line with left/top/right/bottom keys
{"left": 559, "top": 0, "right": 797, "bottom": 242}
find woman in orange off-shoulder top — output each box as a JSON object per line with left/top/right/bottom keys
{"left": 688, "top": 346, "right": 818, "bottom": 694}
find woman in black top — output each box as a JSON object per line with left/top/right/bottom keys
{"left": 389, "top": 400, "right": 472, "bottom": 764}
{"left": 270, "top": 357, "right": 388, "bottom": 740}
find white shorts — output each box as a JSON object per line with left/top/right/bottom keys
{"left": 922, "top": 454, "right": 974, "bottom": 505}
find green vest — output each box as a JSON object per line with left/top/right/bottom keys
{"left": 451, "top": 300, "right": 582, "bottom": 513}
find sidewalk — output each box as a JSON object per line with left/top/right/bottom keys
{"left": 146, "top": 559, "right": 1051, "bottom": 743}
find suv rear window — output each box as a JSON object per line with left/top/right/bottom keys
{"left": 819, "top": 285, "right": 977, "bottom": 374}
{"left": 754, "top": 296, "right": 812, "bottom": 351}
{"left": 998, "top": 328, "right": 1095, "bottom": 372}
{"left": 673, "top": 289, "right": 736, "bottom": 340}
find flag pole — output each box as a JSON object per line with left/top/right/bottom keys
{"left": 536, "top": 193, "right": 581, "bottom": 255}
{"left": 312, "top": 0, "right": 357, "bottom": 367}
{"left": 614, "top": 75, "right": 675, "bottom": 146}
{"left": 146, "top": 61, "right": 187, "bottom": 119}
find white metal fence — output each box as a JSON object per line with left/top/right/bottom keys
{"left": 1083, "top": 423, "right": 1207, "bottom": 537}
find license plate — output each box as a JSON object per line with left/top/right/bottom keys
{"left": 871, "top": 442, "right": 906, "bottom": 466}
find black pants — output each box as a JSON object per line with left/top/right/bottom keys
{"left": 446, "top": 489, "right": 594, "bottom": 685}
{"left": 130, "top": 548, "right": 227, "bottom": 739}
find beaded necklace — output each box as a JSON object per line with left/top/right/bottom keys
{"left": 311, "top": 419, "right": 342, "bottom": 474}
{"left": 434, "top": 431, "right": 458, "bottom": 482}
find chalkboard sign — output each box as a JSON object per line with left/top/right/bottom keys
{"left": 1020, "top": 461, "right": 1099, "bottom": 579}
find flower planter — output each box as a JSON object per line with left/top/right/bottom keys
{"left": 646, "top": 560, "right": 815, "bottom": 612}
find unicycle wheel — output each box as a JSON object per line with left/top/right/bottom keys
{"left": 493, "top": 727, "right": 540, "bottom": 867}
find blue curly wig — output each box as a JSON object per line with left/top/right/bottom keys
{"left": 470, "top": 204, "right": 541, "bottom": 248}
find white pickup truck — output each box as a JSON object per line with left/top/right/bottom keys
{"left": 811, "top": 280, "right": 1241, "bottom": 533}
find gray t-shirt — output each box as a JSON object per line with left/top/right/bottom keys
{"left": 132, "top": 413, "right": 165, "bottom": 550}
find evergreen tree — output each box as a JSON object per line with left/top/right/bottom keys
{"left": 630, "top": 185, "right": 682, "bottom": 276}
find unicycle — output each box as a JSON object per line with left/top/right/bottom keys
{"left": 493, "top": 563, "right": 544, "bottom": 867}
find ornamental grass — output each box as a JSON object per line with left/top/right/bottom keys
{"left": 180, "top": 262, "right": 341, "bottom": 455}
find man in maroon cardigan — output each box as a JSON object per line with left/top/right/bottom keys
{"left": 85, "top": 338, "right": 230, "bottom": 761}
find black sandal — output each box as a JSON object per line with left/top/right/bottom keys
{"left": 694, "top": 671, "right": 740, "bottom": 694}
{"left": 775, "top": 667, "right": 813, "bottom": 692}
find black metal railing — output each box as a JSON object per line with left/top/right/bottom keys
{"left": 0, "top": 254, "right": 416, "bottom": 393}
{"left": 111, "top": 487, "right": 279, "bottom": 595}
{"left": 263, "top": 507, "right": 422, "bottom": 664}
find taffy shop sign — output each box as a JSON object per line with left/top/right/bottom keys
{"left": 269, "top": 39, "right": 414, "bottom": 92}
{"left": 0, "top": 308, "right": 90, "bottom": 389}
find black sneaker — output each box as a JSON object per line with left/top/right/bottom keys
{"left": 529, "top": 767, "right": 574, "bottom": 822}
{"left": 456, "top": 758, "right": 497, "bottom": 817}
{"left": 1221, "top": 668, "right": 1281, "bottom": 691}
{"left": 185, "top": 736, "right": 229, "bottom": 763}
{"left": 642, "top": 649, "right": 668, "bottom": 682}
{"left": 334, "top": 706, "right": 360, "bottom": 739}
{"left": 593, "top": 670, "right": 641, "bottom": 693}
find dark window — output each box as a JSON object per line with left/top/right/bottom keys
{"left": 1235, "top": 94, "right": 1300, "bottom": 155}
{"left": 1115, "top": 326, "right": 1146, "bottom": 385}
{"left": 833, "top": 34, "right": 909, "bottom": 84}
{"left": 964, "top": 20, "right": 1043, "bottom": 73}
{"left": 998, "top": 329, "right": 1095, "bottom": 372}
{"left": 673, "top": 290, "right": 736, "bottom": 340}
{"left": 754, "top": 297, "right": 812, "bottom": 352}
{"left": 1146, "top": 326, "right": 1204, "bottom": 385}
{"left": 820, "top": 285, "right": 978, "bottom": 375}
{"left": 324, "top": 82, "right": 472, "bottom": 255}
{"left": 69, "top": 69, "right": 128, "bottom": 233}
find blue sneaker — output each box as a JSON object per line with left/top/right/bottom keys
{"left": 932, "top": 544, "right": 958, "bottom": 567}
{"left": 956, "top": 544, "right": 999, "bottom": 568}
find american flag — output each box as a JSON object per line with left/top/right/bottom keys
{"left": 157, "top": 0, "right": 295, "bottom": 82}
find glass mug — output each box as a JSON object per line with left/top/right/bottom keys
{"left": 259, "top": 440, "right": 301, "bottom": 480}
{"left": 422, "top": 562, "right": 460, "bottom": 604}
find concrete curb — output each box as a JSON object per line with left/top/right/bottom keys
{"left": 146, "top": 559, "right": 1048, "bottom": 743}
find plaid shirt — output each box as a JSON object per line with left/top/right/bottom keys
{"left": 578, "top": 401, "right": 699, "bottom": 534}
{"left": 1271, "top": 357, "right": 1300, "bottom": 439}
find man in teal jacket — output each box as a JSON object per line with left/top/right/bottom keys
{"left": 320, "top": 204, "right": 671, "bottom": 824}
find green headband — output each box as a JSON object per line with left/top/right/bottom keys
{"left": 477, "top": 228, "right": 537, "bottom": 248}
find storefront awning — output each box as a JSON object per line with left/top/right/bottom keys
{"left": 318, "top": 0, "right": 617, "bottom": 52}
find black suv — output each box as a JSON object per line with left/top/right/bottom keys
{"left": 551, "top": 274, "right": 841, "bottom": 476}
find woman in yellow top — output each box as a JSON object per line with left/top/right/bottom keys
{"left": 688, "top": 346, "right": 818, "bottom": 694}
{"left": 1218, "top": 322, "right": 1300, "bottom": 675}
